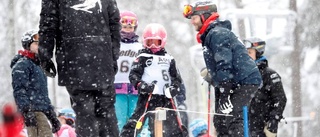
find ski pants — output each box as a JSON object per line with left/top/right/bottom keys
{"left": 67, "top": 86, "right": 119, "bottom": 137}
{"left": 120, "top": 94, "right": 183, "bottom": 137}
{"left": 214, "top": 85, "right": 259, "bottom": 137}
{"left": 26, "top": 112, "right": 52, "bottom": 137}
{"left": 249, "top": 94, "right": 268, "bottom": 137}
{"left": 115, "top": 94, "right": 139, "bottom": 131}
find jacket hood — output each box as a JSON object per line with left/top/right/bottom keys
{"left": 10, "top": 54, "right": 23, "bottom": 68}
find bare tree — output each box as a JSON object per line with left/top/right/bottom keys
{"left": 289, "top": 0, "right": 302, "bottom": 136}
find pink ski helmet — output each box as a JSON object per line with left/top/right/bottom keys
{"left": 120, "top": 11, "right": 138, "bottom": 30}
{"left": 142, "top": 23, "right": 167, "bottom": 53}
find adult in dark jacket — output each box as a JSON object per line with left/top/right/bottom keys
{"left": 11, "top": 30, "right": 60, "bottom": 136}
{"left": 38, "top": 0, "right": 121, "bottom": 136}
{"left": 183, "top": 1, "right": 262, "bottom": 136}
{"left": 244, "top": 37, "right": 287, "bottom": 137}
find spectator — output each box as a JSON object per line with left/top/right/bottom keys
{"left": 183, "top": 1, "right": 262, "bottom": 136}
{"left": 244, "top": 37, "right": 287, "bottom": 137}
{"left": 38, "top": 0, "right": 121, "bottom": 136}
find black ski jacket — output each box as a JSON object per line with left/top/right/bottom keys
{"left": 38, "top": 0, "right": 121, "bottom": 90}
{"left": 255, "top": 57, "right": 287, "bottom": 122}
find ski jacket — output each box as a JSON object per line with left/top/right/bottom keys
{"left": 200, "top": 19, "right": 262, "bottom": 87}
{"left": 10, "top": 53, "right": 54, "bottom": 113}
{"left": 129, "top": 49, "right": 182, "bottom": 95}
{"left": 255, "top": 57, "right": 287, "bottom": 122}
{"left": 38, "top": 0, "right": 121, "bottom": 90}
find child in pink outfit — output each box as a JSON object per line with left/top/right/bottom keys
{"left": 55, "top": 108, "right": 76, "bottom": 137}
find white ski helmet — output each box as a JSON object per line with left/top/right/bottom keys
{"left": 243, "top": 37, "right": 266, "bottom": 57}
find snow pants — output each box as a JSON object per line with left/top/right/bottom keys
{"left": 115, "top": 94, "right": 138, "bottom": 131}
{"left": 120, "top": 94, "right": 183, "bottom": 137}
{"left": 67, "top": 86, "right": 119, "bottom": 137}
{"left": 26, "top": 112, "right": 52, "bottom": 137}
{"left": 214, "top": 85, "right": 259, "bottom": 137}
{"left": 249, "top": 90, "right": 268, "bottom": 137}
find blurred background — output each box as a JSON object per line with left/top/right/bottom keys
{"left": 0, "top": 0, "right": 319, "bottom": 136}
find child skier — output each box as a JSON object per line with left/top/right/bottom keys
{"left": 120, "top": 23, "right": 187, "bottom": 137}
{"left": 189, "top": 119, "right": 214, "bottom": 137}
{"left": 55, "top": 108, "right": 76, "bottom": 137}
{"left": 10, "top": 30, "right": 61, "bottom": 137}
{"left": 244, "top": 37, "right": 287, "bottom": 137}
{"left": 114, "top": 10, "right": 143, "bottom": 131}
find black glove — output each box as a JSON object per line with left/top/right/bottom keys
{"left": 137, "top": 81, "right": 156, "bottom": 94}
{"left": 218, "top": 82, "right": 233, "bottom": 114}
{"left": 22, "top": 111, "right": 37, "bottom": 127}
{"left": 50, "top": 117, "right": 61, "bottom": 133}
{"left": 165, "top": 85, "right": 180, "bottom": 98}
{"left": 266, "top": 119, "right": 279, "bottom": 133}
{"left": 44, "top": 109, "right": 61, "bottom": 133}
{"left": 40, "top": 59, "right": 56, "bottom": 78}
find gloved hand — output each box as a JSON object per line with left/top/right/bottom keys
{"left": 264, "top": 125, "right": 277, "bottom": 137}
{"left": 164, "top": 85, "right": 179, "bottom": 98}
{"left": 40, "top": 59, "right": 56, "bottom": 78}
{"left": 44, "top": 109, "right": 61, "bottom": 133}
{"left": 200, "top": 67, "right": 213, "bottom": 83}
{"left": 266, "top": 119, "right": 279, "bottom": 134}
{"left": 22, "top": 111, "right": 37, "bottom": 127}
{"left": 218, "top": 82, "right": 233, "bottom": 114}
{"left": 50, "top": 117, "right": 61, "bottom": 133}
{"left": 177, "top": 102, "right": 187, "bottom": 110}
{"left": 137, "top": 81, "right": 157, "bottom": 94}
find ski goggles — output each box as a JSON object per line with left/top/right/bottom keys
{"left": 183, "top": 5, "right": 194, "bottom": 18}
{"left": 32, "top": 34, "right": 39, "bottom": 42}
{"left": 120, "top": 16, "right": 137, "bottom": 26}
{"left": 22, "top": 34, "right": 39, "bottom": 43}
{"left": 244, "top": 41, "right": 266, "bottom": 49}
{"left": 145, "top": 39, "right": 162, "bottom": 48}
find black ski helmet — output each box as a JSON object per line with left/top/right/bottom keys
{"left": 21, "top": 30, "right": 39, "bottom": 50}
{"left": 183, "top": 0, "right": 217, "bottom": 22}
{"left": 243, "top": 37, "right": 266, "bottom": 57}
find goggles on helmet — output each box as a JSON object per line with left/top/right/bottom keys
{"left": 120, "top": 16, "right": 137, "bottom": 27}
{"left": 244, "top": 41, "right": 266, "bottom": 49}
{"left": 183, "top": 1, "right": 217, "bottom": 19}
{"left": 183, "top": 5, "right": 194, "bottom": 18}
{"left": 22, "top": 34, "right": 39, "bottom": 43}
{"left": 145, "top": 39, "right": 162, "bottom": 48}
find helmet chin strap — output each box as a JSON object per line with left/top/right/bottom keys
{"left": 200, "top": 14, "right": 206, "bottom": 23}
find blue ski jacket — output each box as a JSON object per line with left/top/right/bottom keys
{"left": 10, "top": 54, "right": 54, "bottom": 113}
{"left": 200, "top": 20, "right": 262, "bottom": 87}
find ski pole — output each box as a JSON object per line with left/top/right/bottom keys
{"left": 243, "top": 106, "right": 249, "bottom": 137}
{"left": 208, "top": 84, "right": 211, "bottom": 137}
